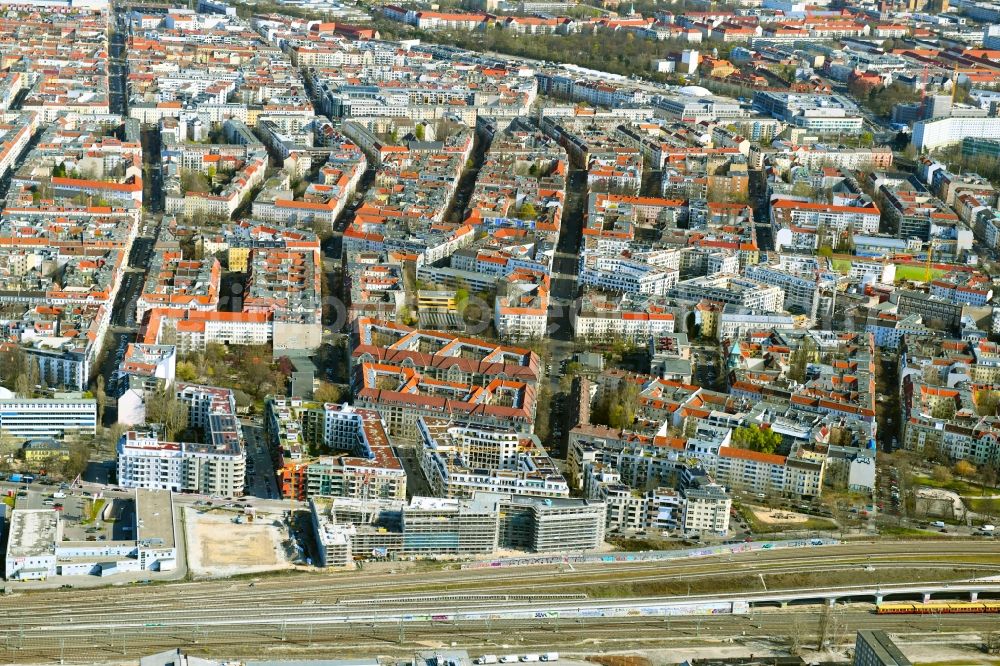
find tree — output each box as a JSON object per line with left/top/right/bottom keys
{"left": 414, "top": 124, "right": 425, "bottom": 141}
{"left": 14, "top": 373, "right": 32, "bottom": 398}
{"left": 979, "top": 463, "right": 999, "bottom": 490}
{"left": 176, "top": 361, "right": 198, "bottom": 382}
{"left": 976, "top": 390, "right": 1000, "bottom": 417}
{"left": 95, "top": 375, "right": 107, "bottom": 425}
{"left": 954, "top": 459, "right": 977, "bottom": 478}
{"left": 932, "top": 464, "right": 952, "bottom": 484}
{"left": 787, "top": 336, "right": 816, "bottom": 383}
{"left": 454, "top": 287, "right": 470, "bottom": 314}
{"left": 517, "top": 202, "right": 538, "bottom": 220}
{"left": 145, "top": 389, "right": 188, "bottom": 440}
{"left": 59, "top": 438, "right": 92, "bottom": 480}
{"left": 180, "top": 169, "right": 212, "bottom": 194}
{"left": 313, "top": 382, "right": 345, "bottom": 404}
{"left": 731, "top": 424, "right": 782, "bottom": 454}
{"left": 591, "top": 381, "right": 640, "bottom": 430}
{"left": 931, "top": 400, "right": 956, "bottom": 420}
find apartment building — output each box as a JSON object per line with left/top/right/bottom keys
{"left": 913, "top": 116, "right": 1000, "bottom": 152}
{"left": 771, "top": 200, "right": 880, "bottom": 248}
{"left": 117, "top": 385, "right": 245, "bottom": 496}
{"left": 419, "top": 418, "right": 569, "bottom": 499}
{"left": 571, "top": 433, "right": 733, "bottom": 534}
{"left": 671, "top": 274, "right": 785, "bottom": 312}
{"left": 578, "top": 252, "right": 679, "bottom": 296}
{"left": 268, "top": 399, "right": 406, "bottom": 500}
{"left": 744, "top": 263, "right": 838, "bottom": 321}
{"left": 929, "top": 273, "right": 994, "bottom": 306}
{"left": 494, "top": 270, "right": 549, "bottom": 341}
{"left": 136, "top": 251, "right": 221, "bottom": 321}
{"left": 351, "top": 318, "right": 540, "bottom": 438}
{"left": 573, "top": 291, "right": 677, "bottom": 341}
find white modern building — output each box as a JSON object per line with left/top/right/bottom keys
{"left": 117, "top": 385, "right": 246, "bottom": 496}
{"left": 912, "top": 116, "right": 1000, "bottom": 152}
{"left": 418, "top": 418, "right": 570, "bottom": 499}
{"left": 0, "top": 396, "right": 97, "bottom": 442}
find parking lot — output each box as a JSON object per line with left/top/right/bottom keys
{"left": 8, "top": 488, "right": 136, "bottom": 543}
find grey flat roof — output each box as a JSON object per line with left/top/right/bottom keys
{"left": 858, "top": 630, "right": 912, "bottom": 666}
{"left": 135, "top": 489, "right": 175, "bottom": 549}
{"left": 5, "top": 509, "right": 59, "bottom": 558}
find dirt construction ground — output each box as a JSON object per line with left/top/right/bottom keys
{"left": 749, "top": 505, "right": 812, "bottom": 525}
{"left": 184, "top": 507, "right": 293, "bottom": 577}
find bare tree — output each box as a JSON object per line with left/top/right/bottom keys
{"left": 96, "top": 375, "right": 107, "bottom": 425}
{"left": 145, "top": 389, "right": 188, "bottom": 440}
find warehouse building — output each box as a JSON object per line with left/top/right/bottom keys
{"left": 4, "top": 490, "right": 176, "bottom": 581}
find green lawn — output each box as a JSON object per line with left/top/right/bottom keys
{"left": 879, "top": 525, "right": 949, "bottom": 539}
{"left": 894, "top": 263, "right": 947, "bottom": 282}
{"left": 965, "top": 496, "right": 1000, "bottom": 515}
{"left": 82, "top": 498, "right": 106, "bottom": 524}
{"left": 831, "top": 259, "right": 853, "bottom": 274}
{"left": 912, "top": 475, "right": 1000, "bottom": 497}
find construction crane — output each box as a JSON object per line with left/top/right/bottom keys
{"left": 924, "top": 239, "right": 936, "bottom": 282}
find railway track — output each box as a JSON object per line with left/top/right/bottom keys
{"left": 0, "top": 548, "right": 1000, "bottom": 624}
{"left": 4, "top": 552, "right": 997, "bottom": 624}
{"left": 7, "top": 561, "right": 996, "bottom": 630}
{"left": 8, "top": 545, "right": 998, "bottom": 608}
{"left": 4, "top": 541, "right": 1000, "bottom": 664}
{"left": 2, "top": 607, "right": 998, "bottom": 664}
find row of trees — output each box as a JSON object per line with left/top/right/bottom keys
{"left": 591, "top": 382, "right": 641, "bottom": 430}
{"left": 847, "top": 80, "right": 922, "bottom": 118}
{"left": 932, "top": 144, "right": 1000, "bottom": 187}
{"left": 377, "top": 20, "right": 736, "bottom": 83}
{"left": 731, "top": 424, "right": 782, "bottom": 454}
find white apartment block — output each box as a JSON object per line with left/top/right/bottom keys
{"left": 0, "top": 397, "right": 97, "bottom": 442}
{"left": 494, "top": 306, "right": 547, "bottom": 340}
{"left": 717, "top": 311, "right": 797, "bottom": 340}
{"left": 117, "top": 432, "right": 246, "bottom": 496}
{"left": 574, "top": 309, "right": 676, "bottom": 341}
{"left": 419, "top": 418, "right": 569, "bottom": 499}
{"left": 913, "top": 117, "right": 1000, "bottom": 152}
{"left": 118, "top": 384, "right": 245, "bottom": 496}
{"left": 671, "top": 274, "right": 785, "bottom": 313}
{"left": 578, "top": 253, "right": 679, "bottom": 295}
{"left": 682, "top": 486, "right": 731, "bottom": 533}
{"left": 771, "top": 200, "right": 880, "bottom": 244}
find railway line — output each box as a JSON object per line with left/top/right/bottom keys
{"left": 7, "top": 550, "right": 1000, "bottom": 621}
{"left": 4, "top": 541, "right": 1000, "bottom": 663}
{"left": 3, "top": 607, "right": 999, "bottom": 664}
{"left": 7, "top": 545, "right": 999, "bottom": 616}
{"left": 5, "top": 559, "right": 996, "bottom": 631}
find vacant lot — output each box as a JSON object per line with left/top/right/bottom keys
{"left": 185, "top": 508, "right": 292, "bottom": 577}
{"left": 739, "top": 504, "right": 838, "bottom": 533}
{"left": 751, "top": 506, "right": 811, "bottom": 525}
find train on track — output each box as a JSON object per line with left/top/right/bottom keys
{"left": 876, "top": 601, "right": 1000, "bottom": 614}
